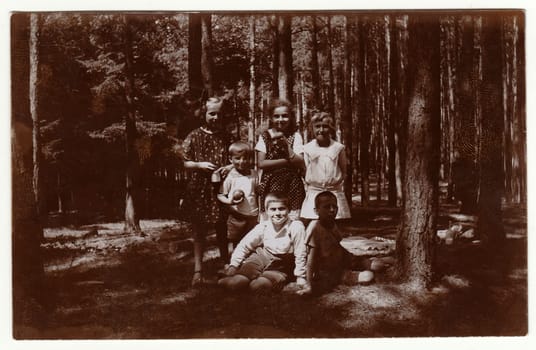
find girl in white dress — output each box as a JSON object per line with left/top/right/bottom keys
{"left": 300, "top": 112, "right": 351, "bottom": 220}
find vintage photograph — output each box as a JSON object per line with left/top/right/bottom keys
{"left": 10, "top": 9, "right": 527, "bottom": 339}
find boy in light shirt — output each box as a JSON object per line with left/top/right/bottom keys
{"left": 218, "top": 192, "right": 307, "bottom": 292}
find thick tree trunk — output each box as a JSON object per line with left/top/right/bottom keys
{"left": 477, "top": 14, "right": 505, "bottom": 247}
{"left": 327, "top": 16, "right": 335, "bottom": 116}
{"left": 122, "top": 15, "right": 142, "bottom": 235}
{"left": 200, "top": 14, "right": 214, "bottom": 96}
{"left": 29, "top": 13, "right": 43, "bottom": 217}
{"left": 12, "top": 14, "right": 46, "bottom": 335}
{"left": 276, "top": 15, "right": 293, "bottom": 101}
{"left": 396, "top": 15, "right": 440, "bottom": 290}
{"left": 310, "top": 15, "right": 321, "bottom": 107}
{"left": 188, "top": 13, "right": 202, "bottom": 94}
{"left": 453, "top": 16, "right": 478, "bottom": 214}
{"left": 516, "top": 14, "right": 526, "bottom": 204}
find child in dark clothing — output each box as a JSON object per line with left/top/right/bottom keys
{"left": 298, "top": 191, "right": 374, "bottom": 295}
{"left": 181, "top": 97, "right": 232, "bottom": 287}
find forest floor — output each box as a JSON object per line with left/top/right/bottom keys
{"left": 14, "top": 202, "right": 527, "bottom": 339}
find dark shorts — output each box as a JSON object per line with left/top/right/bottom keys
{"left": 237, "top": 247, "right": 293, "bottom": 286}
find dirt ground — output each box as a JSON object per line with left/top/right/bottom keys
{"left": 14, "top": 203, "right": 527, "bottom": 339}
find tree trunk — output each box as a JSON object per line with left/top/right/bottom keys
{"left": 394, "top": 16, "right": 409, "bottom": 205}
{"left": 12, "top": 13, "right": 46, "bottom": 334}
{"left": 248, "top": 16, "right": 256, "bottom": 150}
{"left": 29, "top": 13, "right": 43, "bottom": 217}
{"left": 516, "top": 14, "right": 526, "bottom": 204}
{"left": 452, "top": 16, "right": 478, "bottom": 214}
{"left": 275, "top": 15, "right": 293, "bottom": 101}
{"left": 342, "top": 16, "right": 353, "bottom": 203}
{"left": 387, "top": 15, "right": 398, "bottom": 206}
{"left": 358, "top": 17, "right": 371, "bottom": 206}
{"left": 310, "top": 15, "right": 321, "bottom": 107}
{"left": 122, "top": 15, "right": 142, "bottom": 235}
{"left": 200, "top": 14, "right": 214, "bottom": 96}
{"left": 188, "top": 13, "right": 202, "bottom": 94}
{"left": 477, "top": 14, "right": 505, "bottom": 247}
{"left": 395, "top": 15, "right": 440, "bottom": 290}
{"left": 327, "top": 16, "right": 335, "bottom": 116}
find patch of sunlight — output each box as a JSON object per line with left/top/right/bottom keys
{"left": 442, "top": 274, "right": 471, "bottom": 289}
{"left": 508, "top": 268, "right": 527, "bottom": 280}
{"left": 44, "top": 255, "right": 121, "bottom": 273}
{"left": 102, "top": 288, "right": 147, "bottom": 298}
{"left": 349, "top": 286, "right": 405, "bottom": 308}
{"left": 160, "top": 290, "right": 199, "bottom": 305}
{"left": 506, "top": 232, "right": 526, "bottom": 239}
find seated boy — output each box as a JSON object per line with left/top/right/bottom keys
{"left": 217, "top": 142, "right": 259, "bottom": 250}
{"left": 218, "top": 192, "right": 307, "bottom": 292}
{"left": 298, "top": 191, "right": 374, "bottom": 296}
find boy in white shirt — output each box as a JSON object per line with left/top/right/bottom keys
{"left": 217, "top": 142, "right": 259, "bottom": 249}
{"left": 218, "top": 192, "right": 308, "bottom": 292}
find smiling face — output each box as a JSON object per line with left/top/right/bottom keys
{"left": 230, "top": 153, "right": 250, "bottom": 173}
{"left": 266, "top": 200, "right": 290, "bottom": 230}
{"left": 312, "top": 117, "right": 333, "bottom": 146}
{"left": 271, "top": 106, "right": 291, "bottom": 132}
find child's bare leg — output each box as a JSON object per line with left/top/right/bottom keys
{"left": 218, "top": 274, "right": 250, "bottom": 291}
{"left": 191, "top": 223, "right": 207, "bottom": 286}
{"left": 256, "top": 270, "right": 287, "bottom": 291}
{"left": 215, "top": 220, "right": 229, "bottom": 263}
{"left": 249, "top": 276, "right": 273, "bottom": 292}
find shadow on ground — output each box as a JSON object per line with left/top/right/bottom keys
{"left": 14, "top": 204, "right": 527, "bottom": 339}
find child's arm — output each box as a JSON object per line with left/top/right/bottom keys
{"left": 184, "top": 160, "right": 218, "bottom": 172}
{"left": 290, "top": 221, "right": 308, "bottom": 285}
{"left": 217, "top": 193, "right": 232, "bottom": 205}
{"left": 217, "top": 176, "right": 232, "bottom": 204}
{"left": 305, "top": 245, "right": 316, "bottom": 287}
{"left": 338, "top": 146, "right": 347, "bottom": 179}
{"left": 296, "top": 245, "right": 315, "bottom": 295}
{"left": 257, "top": 151, "right": 293, "bottom": 170}
{"left": 229, "top": 224, "right": 263, "bottom": 268}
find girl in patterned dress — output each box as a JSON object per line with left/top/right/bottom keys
{"left": 299, "top": 111, "right": 351, "bottom": 221}
{"left": 255, "top": 98, "right": 305, "bottom": 221}
{"left": 182, "top": 97, "right": 232, "bottom": 287}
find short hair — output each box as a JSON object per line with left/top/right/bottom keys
{"left": 200, "top": 96, "right": 228, "bottom": 125}
{"left": 228, "top": 141, "right": 251, "bottom": 157}
{"left": 264, "top": 192, "right": 290, "bottom": 209}
{"left": 267, "top": 98, "right": 296, "bottom": 135}
{"left": 314, "top": 191, "right": 337, "bottom": 208}
{"left": 310, "top": 111, "right": 336, "bottom": 137}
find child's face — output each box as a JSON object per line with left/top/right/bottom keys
{"left": 312, "top": 119, "right": 332, "bottom": 144}
{"left": 315, "top": 196, "right": 338, "bottom": 222}
{"left": 266, "top": 200, "right": 290, "bottom": 227}
{"left": 230, "top": 153, "right": 250, "bottom": 172}
{"left": 271, "top": 106, "right": 291, "bottom": 132}
{"left": 205, "top": 104, "right": 222, "bottom": 129}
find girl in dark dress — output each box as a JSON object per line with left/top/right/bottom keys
{"left": 255, "top": 98, "right": 305, "bottom": 221}
{"left": 182, "top": 97, "right": 231, "bottom": 286}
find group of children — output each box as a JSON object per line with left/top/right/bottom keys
{"left": 180, "top": 96, "right": 374, "bottom": 295}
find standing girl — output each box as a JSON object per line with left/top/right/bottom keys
{"left": 299, "top": 111, "right": 351, "bottom": 220}
{"left": 182, "top": 97, "right": 231, "bottom": 287}
{"left": 256, "top": 98, "right": 305, "bottom": 221}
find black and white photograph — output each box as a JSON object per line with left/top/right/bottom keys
{"left": 4, "top": 0, "right": 532, "bottom": 346}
